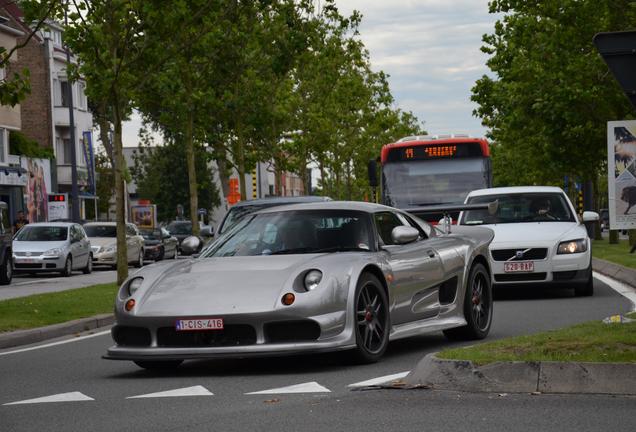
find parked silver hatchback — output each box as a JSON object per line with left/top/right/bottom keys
{"left": 12, "top": 222, "right": 92, "bottom": 276}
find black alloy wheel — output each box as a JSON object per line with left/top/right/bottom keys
{"left": 353, "top": 273, "right": 389, "bottom": 363}
{"left": 444, "top": 262, "right": 492, "bottom": 340}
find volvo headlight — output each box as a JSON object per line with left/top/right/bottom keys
{"left": 557, "top": 239, "right": 587, "bottom": 254}
{"left": 304, "top": 270, "right": 323, "bottom": 291}
{"left": 126, "top": 277, "right": 144, "bottom": 297}
{"left": 43, "top": 248, "right": 62, "bottom": 257}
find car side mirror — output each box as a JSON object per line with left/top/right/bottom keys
{"left": 391, "top": 226, "right": 420, "bottom": 245}
{"left": 582, "top": 211, "right": 599, "bottom": 222}
{"left": 200, "top": 226, "right": 214, "bottom": 237}
{"left": 180, "top": 235, "right": 202, "bottom": 255}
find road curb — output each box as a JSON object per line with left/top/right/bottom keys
{"left": 592, "top": 258, "right": 636, "bottom": 289}
{"left": 0, "top": 314, "right": 114, "bottom": 350}
{"left": 400, "top": 353, "right": 636, "bottom": 395}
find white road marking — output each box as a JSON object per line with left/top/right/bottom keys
{"left": 4, "top": 391, "right": 94, "bottom": 405}
{"left": 245, "top": 381, "right": 331, "bottom": 394}
{"left": 347, "top": 371, "right": 410, "bottom": 388}
{"left": 593, "top": 271, "right": 636, "bottom": 310}
{"left": 0, "top": 330, "right": 111, "bottom": 357}
{"left": 127, "top": 386, "right": 213, "bottom": 399}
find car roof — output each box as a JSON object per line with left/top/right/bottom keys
{"left": 467, "top": 186, "right": 566, "bottom": 197}
{"left": 255, "top": 200, "right": 397, "bottom": 214}
{"left": 230, "top": 195, "right": 331, "bottom": 208}
{"left": 21, "top": 222, "right": 75, "bottom": 227}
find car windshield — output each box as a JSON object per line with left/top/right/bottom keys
{"left": 140, "top": 229, "right": 161, "bottom": 240}
{"left": 84, "top": 225, "right": 117, "bottom": 237}
{"left": 460, "top": 192, "right": 575, "bottom": 225}
{"left": 202, "top": 210, "right": 373, "bottom": 257}
{"left": 15, "top": 226, "right": 68, "bottom": 241}
{"left": 382, "top": 158, "right": 489, "bottom": 208}
{"left": 167, "top": 222, "right": 191, "bottom": 235}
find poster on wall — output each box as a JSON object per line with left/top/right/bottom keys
{"left": 607, "top": 120, "right": 636, "bottom": 230}
{"left": 131, "top": 205, "right": 156, "bottom": 230}
{"left": 20, "top": 158, "right": 52, "bottom": 223}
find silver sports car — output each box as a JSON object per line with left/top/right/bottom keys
{"left": 104, "top": 201, "right": 494, "bottom": 369}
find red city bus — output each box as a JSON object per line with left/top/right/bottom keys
{"left": 374, "top": 134, "right": 492, "bottom": 222}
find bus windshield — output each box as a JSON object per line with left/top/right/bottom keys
{"left": 382, "top": 158, "right": 489, "bottom": 208}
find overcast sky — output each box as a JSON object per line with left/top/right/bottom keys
{"left": 121, "top": 0, "right": 499, "bottom": 146}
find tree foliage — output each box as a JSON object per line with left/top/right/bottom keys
{"left": 473, "top": 0, "right": 636, "bottom": 188}
{"left": 131, "top": 135, "right": 221, "bottom": 224}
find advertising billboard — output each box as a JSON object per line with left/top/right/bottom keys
{"left": 608, "top": 120, "right": 636, "bottom": 230}
{"left": 131, "top": 205, "right": 157, "bottom": 230}
{"left": 21, "top": 158, "right": 52, "bottom": 223}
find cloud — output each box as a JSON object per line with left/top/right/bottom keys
{"left": 336, "top": 0, "right": 499, "bottom": 137}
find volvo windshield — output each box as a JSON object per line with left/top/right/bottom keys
{"left": 460, "top": 193, "right": 575, "bottom": 225}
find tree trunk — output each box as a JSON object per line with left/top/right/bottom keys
{"left": 185, "top": 109, "right": 199, "bottom": 235}
{"left": 113, "top": 103, "right": 128, "bottom": 286}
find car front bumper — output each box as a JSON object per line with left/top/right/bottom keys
{"left": 490, "top": 244, "right": 591, "bottom": 285}
{"left": 93, "top": 251, "right": 116, "bottom": 265}
{"left": 12, "top": 255, "right": 66, "bottom": 272}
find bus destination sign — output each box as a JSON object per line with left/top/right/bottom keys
{"left": 387, "top": 142, "right": 484, "bottom": 162}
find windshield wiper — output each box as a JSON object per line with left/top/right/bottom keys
{"left": 269, "top": 247, "right": 311, "bottom": 255}
{"left": 312, "top": 246, "right": 370, "bottom": 253}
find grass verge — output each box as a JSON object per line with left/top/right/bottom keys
{"left": 592, "top": 239, "right": 635, "bottom": 269}
{"left": 437, "top": 312, "right": 636, "bottom": 366}
{"left": 0, "top": 283, "right": 118, "bottom": 333}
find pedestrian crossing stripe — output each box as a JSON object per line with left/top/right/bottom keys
{"left": 3, "top": 391, "right": 94, "bottom": 405}
{"left": 127, "top": 385, "right": 213, "bottom": 399}
{"left": 245, "top": 381, "right": 331, "bottom": 394}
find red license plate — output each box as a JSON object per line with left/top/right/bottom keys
{"left": 504, "top": 261, "right": 534, "bottom": 273}
{"left": 175, "top": 318, "right": 224, "bottom": 331}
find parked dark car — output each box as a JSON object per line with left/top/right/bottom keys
{"left": 141, "top": 227, "right": 179, "bottom": 261}
{"left": 165, "top": 220, "right": 194, "bottom": 251}
{"left": 0, "top": 202, "right": 12, "bottom": 284}
{"left": 216, "top": 196, "right": 332, "bottom": 237}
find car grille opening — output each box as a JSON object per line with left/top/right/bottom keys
{"left": 553, "top": 270, "right": 578, "bottom": 281}
{"left": 45, "top": 263, "right": 57, "bottom": 269}
{"left": 112, "top": 326, "right": 151, "bottom": 347}
{"left": 14, "top": 263, "right": 43, "bottom": 269}
{"left": 491, "top": 248, "right": 548, "bottom": 261}
{"left": 438, "top": 276, "right": 459, "bottom": 305}
{"left": 264, "top": 320, "right": 321, "bottom": 343}
{"left": 157, "top": 324, "right": 256, "bottom": 347}
{"left": 494, "top": 273, "right": 547, "bottom": 282}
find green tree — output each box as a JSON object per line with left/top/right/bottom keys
{"left": 131, "top": 141, "right": 220, "bottom": 224}
{"left": 472, "top": 0, "right": 636, "bottom": 190}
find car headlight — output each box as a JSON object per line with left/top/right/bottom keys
{"left": 557, "top": 239, "right": 587, "bottom": 254}
{"left": 126, "top": 277, "right": 144, "bottom": 297}
{"left": 104, "top": 246, "right": 116, "bottom": 253}
{"left": 304, "top": 270, "right": 323, "bottom": 291}
{"left": 43, "top": 248, "right": 62, "bottom": 257}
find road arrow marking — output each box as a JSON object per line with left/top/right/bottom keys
{"left": 4, "top": 391, "right": 94, "bottom": 405}
{"left": 245, "top": 382, "right": 331, "bottom": 394}
{"left": 127, "top": 386, "right": 213, "bottom": 399}
{"left": 347, "top": 371, "right": 410, "bottom": 388}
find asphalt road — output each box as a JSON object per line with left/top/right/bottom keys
{"left": 0, "top": 278, "right": 634, "bottom": 432}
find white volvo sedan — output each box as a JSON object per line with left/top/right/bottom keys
{"left": 459, "top": 186, "right": 598, "bottom": 296}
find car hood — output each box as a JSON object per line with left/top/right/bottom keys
{"left": 13, "top": 240, "right": 67, "bottom": 253}
{"left": 143, "top": 239, "right": 161, "bottom": 246}
{"left": 133, "top": 253, "right": 356, "bottom": 316}
{"left": 485, "top": 222, "right": 585, "bottom": 246}
{"left": 89, "top": 237, "right": 117, "bottom": 248}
